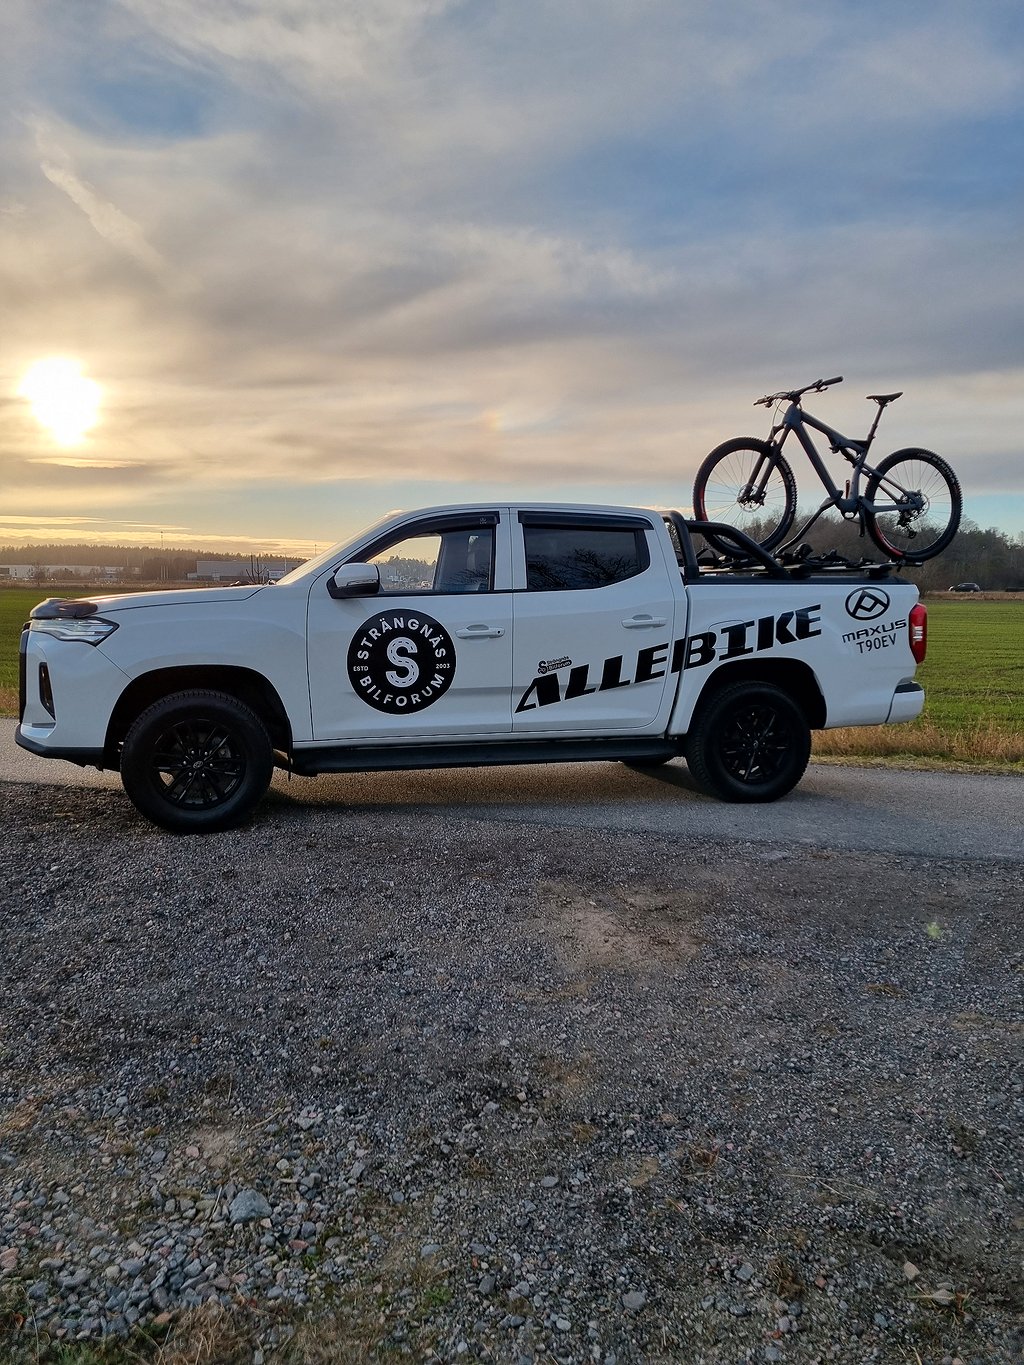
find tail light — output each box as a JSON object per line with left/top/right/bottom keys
{"left": 909, "top": 603, "right": 927, "bottom": 663}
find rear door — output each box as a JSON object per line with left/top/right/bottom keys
{"left": 511, "top": 511, "right": 680, "bottom": 733}
{"left": 307, "top": 510, "right": 513, "bottom": 741}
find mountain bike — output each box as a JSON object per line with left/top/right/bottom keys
{"left": 691, "top": 376, "right": 962, "bottom": 563}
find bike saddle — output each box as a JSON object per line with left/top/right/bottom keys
{"left": 866, "top": 392, "right": 903, "bottom": 405}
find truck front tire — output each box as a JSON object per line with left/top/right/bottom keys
{"left": 120, "top": 690, "right": 273, "bottom": 833}
{"left": 684, "top": 681, "right": 810, "bottom": 803}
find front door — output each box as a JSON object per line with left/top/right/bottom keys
{"left": 307, "top": 512, "right": 513, "bottom": 741}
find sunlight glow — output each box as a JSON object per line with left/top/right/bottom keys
{"left": 19, "top": 358, "right": 102, "bottom": 444}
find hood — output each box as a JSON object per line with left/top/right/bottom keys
{"left": 86, "top": 584, "right": 267, "bottom": 614}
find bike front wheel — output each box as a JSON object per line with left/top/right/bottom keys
{"left": 865, "top": 448, "right": 962, "bottom": 563}
{"left": 692, "top": 438, "right": 797, "bottom": 556}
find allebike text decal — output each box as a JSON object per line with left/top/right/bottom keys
{"left": 515, "top": 605, "right": 821, "bottom": 712}
{"left": 348, "top": 610, "right": 456, "bottom": 714}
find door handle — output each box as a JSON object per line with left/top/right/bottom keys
{"left": 455, "top": 625, "right": 505, "bottom": 638}
{"left": 621, "top": 615, "right": 667, "bottom": 629}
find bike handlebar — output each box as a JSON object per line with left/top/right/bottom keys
{"left": 754, "top": 375, "right": 843, "bottom": 407}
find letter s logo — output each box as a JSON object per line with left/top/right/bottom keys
{"left": 385, "top": 636, "right": 419, "bottom": 688}
{"left": 348, "top": 609, "right": 455, "bottom": 714}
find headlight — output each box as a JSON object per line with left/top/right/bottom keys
{"left": 28, "top": 617, "right": 119, "bottom": 645}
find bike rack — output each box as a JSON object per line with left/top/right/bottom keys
{"left": 665, "top": 511, "right": 900, "bottom": 581}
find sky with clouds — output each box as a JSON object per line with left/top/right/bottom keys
{"left": 2, "top": 0, "right": 1023, "bottom": 554}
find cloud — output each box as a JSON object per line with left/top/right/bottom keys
{"left": 2, "top": 0, "right": 1024, "bottom": 544}
{"left": 119, "top": 0, "right": 465, "bottom": 96}
{"left": 36, "top": 133, "right": 165, "bottom": 274}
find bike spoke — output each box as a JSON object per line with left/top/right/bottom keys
{"left": 701, "top": 459, "right": 790, "bottom": 531}
{"left": 869, "top": 452, "right": 959, "bottom": 559}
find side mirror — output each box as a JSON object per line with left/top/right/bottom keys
{"left": 327, "top": 562, "right": 380, "bottom": 599}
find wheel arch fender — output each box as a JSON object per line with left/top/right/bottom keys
{"left": 105, "top": 666, "right": 292, "bottom": 763}
{"left": 678, "top": 658, "right": 827, "bottom": 734}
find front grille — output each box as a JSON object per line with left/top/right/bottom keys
{"left": 18, "top": 626, "right": 30, "bottom": 722}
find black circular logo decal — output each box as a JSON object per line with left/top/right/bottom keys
{"left": 845, "top": 587, "right": 891, "bottom": 621}
{"left": 347, "top": 610, "right": 456, "bottom": 714}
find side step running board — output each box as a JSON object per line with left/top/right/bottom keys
{"left": 287, "top": 737, "right": 679, "bottom": 776}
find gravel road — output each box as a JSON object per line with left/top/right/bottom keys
{"left": 3, "top": 718, "right": 1023, "bottom": 860}
{"left": 1, "top": 758, "right": 1022, "bottom": 1364}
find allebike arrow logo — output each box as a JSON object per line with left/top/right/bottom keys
{"left": 845, "top": 587, "right": 890, "bottom": 621}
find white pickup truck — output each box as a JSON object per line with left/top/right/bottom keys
{"left": 16, "top": 503, "right": 926, "bottom": 832}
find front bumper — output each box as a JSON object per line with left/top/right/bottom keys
{"left": 18, "top": 628, "right": 131, "bottom": 760}
{"left": 14, "top": 726, "right": 107, "bottom": 768}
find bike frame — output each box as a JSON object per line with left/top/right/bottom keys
{"left": 757, "top": 399, "right": 923, "bottom": 547}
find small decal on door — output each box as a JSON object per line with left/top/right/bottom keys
{"left": 348, "top": 610, "right": 456, "bottom": 714}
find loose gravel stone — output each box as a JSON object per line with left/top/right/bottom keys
{"left": 228, "top": 1189, "right": 271, "bottom": 1223}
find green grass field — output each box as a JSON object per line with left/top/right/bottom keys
{"left": 914, "top": 598, "right": 1024, "bottom": 728}
{"left": 0, "top": 586, "right": 98, "bottom": 702}
{"left": 2, "top": 587, "right": 1022, "bottom": 767}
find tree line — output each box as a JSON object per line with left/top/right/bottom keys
{"left": 705, "top": 513, "right": 1024, "bottom": 591}
{"left": 0, "top": 544, "right": 296, "bottom": 583}
{"left": 4, "top": 519, "right": 1024, "bottom": 591}
{"left": 797, "top": 514, "right": 1024, "bottom": 590}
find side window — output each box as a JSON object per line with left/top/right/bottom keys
{"left": 523, "top": 525, "right": 647, "bottom": 591}
{"left": 368, "top": 526, "right": 495, "bottom": 594}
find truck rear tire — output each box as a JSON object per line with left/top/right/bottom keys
{"left": 684, "top": 681, "right": 810, "bottom": 803}
{"left": 120, "top": 690, "right": 273, "bottom": 833}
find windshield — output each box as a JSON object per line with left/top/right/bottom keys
{"left": 274, "top": 543, "right": 343, "bottom": 586}
{"left": 274, "top": 513, "right": 397, "bottom": 586}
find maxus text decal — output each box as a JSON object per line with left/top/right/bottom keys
{"left": 348, "top": 610, "right": 455, "bottom": 714}
{"left": 515, "top": 605, "right": 821, "bottom": 712}
{"left": 842, "top": 619, "right": 907, "bottom": 654}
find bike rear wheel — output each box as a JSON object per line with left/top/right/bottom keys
{"left": 865, "top": 448, "right": 961, "bottom": 563}
{"left": 692, "top": 438, "right": 797, "bottom": 555}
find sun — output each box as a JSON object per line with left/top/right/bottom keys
{"left": 19, "top": 358, "right": 102, "bottom": 445}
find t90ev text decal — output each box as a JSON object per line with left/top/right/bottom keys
{"left": 515, "top": 605, "right": 821, "bottom": 712}
{"left": 842, "top": 618, "right": 907, "bottom": 653}
{"left": 348, "top": 610, "right": 456, "bottom": 713}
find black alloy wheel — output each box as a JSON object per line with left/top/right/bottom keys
{"left": 120, "top": 690, "right": 273, "bottom": 833}
{"left": 684, "top": 681, "right": 810, "bottom": 803}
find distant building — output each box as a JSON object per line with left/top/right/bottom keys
{"left": 0, "top": 564, "right": 121, "bottom": 581}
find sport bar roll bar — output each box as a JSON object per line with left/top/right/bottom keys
{"left": 664, "top": 512, "right": 790, "bottom": 580}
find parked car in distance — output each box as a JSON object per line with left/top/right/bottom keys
{"left": 948, "top": 582, "right": 982, "bottom": 593}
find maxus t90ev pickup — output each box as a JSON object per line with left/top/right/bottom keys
{"left": 16, "top": 504, "right": 926, "bottom": 832}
